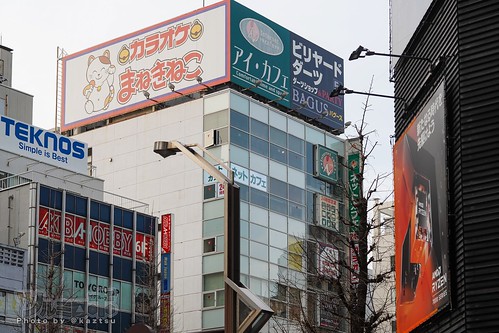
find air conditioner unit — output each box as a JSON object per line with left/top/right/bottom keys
{"left": 204, "top": 129, "right": 220, "bottom": 148}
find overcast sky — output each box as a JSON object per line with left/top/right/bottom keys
{"left": 1, "top": 0, "right": 394, "bottom": 197}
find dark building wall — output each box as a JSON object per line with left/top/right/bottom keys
{"left": 394, "top": 0, "right": 499, "bottom": 332}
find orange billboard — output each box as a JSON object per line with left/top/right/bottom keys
{"left": 394, "top": 82, "right": 450, "bottom": 332}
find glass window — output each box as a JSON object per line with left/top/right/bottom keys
{"left": 203, "top": 254, "right": 224, "bottom": 274}
{"left": 121, "top": 282, "right": 132, "bottom": 311}
{"left": 230, "top": 110, "right": 249, "bottom": 132}
{"left": 66, "top": 194, "right": 76, "bottom": 214}
{"left": 249, "top": 258, "right": 269, "bottom": 279}
{"left": 250, "top": 101, "right": 268, "bottom": 122}
{"left": 270, "top": 247, "right": 287, "bottom": 265}
{"left": 204, "top": 238, "right": 216, "bottom": 253}
{"left": 305, "top": 142, "right": 315, "bottom": 174}
{"left": 203, "top": 292, "right": 215, "bottom": 307}
{"left": 288, "top": 168, "right": 305, "bottom": 188}
{"left": 231, "top": 93, "right": 250, "bottom": 115}
{"left": 250, "top": 188, "right": 269, "bottom": 209}
{"left": 114, "top": 208, "right": 123, "bottom": 227}
{"left": 123, "top": 210, "right": 133, "bottom": 229}
{"left": 270, "top": 127, "right": 287, "bottom": 147}
{"left": 288, "top": 134, "right": 304, "bottom": 154}
{"left": 269, "top": 160, "right": 287, "bottom": 182}
{"left": 241, "top": 238, "right": 249, "bottom": 256}
{"left": 250, "top": 135, "right": 269, "bottom": 157}
{"left": 269, "top": 110, "right": 286, "bottom": 131}
{"left": 270, "top": 144, "right": 287, "bottom": 164}
{"left": 251, "top": 119, "right": 269, "bottom": 140}
{"left": 239, "top": 184, "right": 249, "bottom": 202}
{"left": 240, "top": 219, "right": 249, "bottom": 238}
{"left": 270, "top": 230, "right": 287, "bottom": 248}
{"left": 250, "top": 241, "right": 268, "bottom": 261}
{"left": 288, "top": 118, "right": 304, "bottom": 139}
{"left": 202, "top": 308, "right": 224, "bottom": 329}
{"left": 241, "top": 255, "right": 249, "bottom": 275}
{"left": 270, "top": 195, "right": 288, "bottom": 215}
{"left": 203, "top": 217, "right": 224, "bottom": 237}
{"left": 249, "top": 205, "right": 269, "bottom": 226}
{"left": 76, "top": 196, "right": 87, "bottom": 217}
{"left": 250, "top": 223, "right": 268, "bottom": 243}
{"left": 289, "top": 185, "right": 305, "bottom": 204}
{"left": 136, "top": 214, "right": 145, "bottom": 232}
{"left": 203, "top": 272, "right": 224, "bottom": 291}
{"left": 112, "top": 280, "right": 121, "bottom": 310}
{"left": 289, "top": 203, "right": 306, "bottom": 220}
{"left": 269, "top": 212, "right": 287, "bottom": 232}
{"left": 122, "top": 259, "right": 133, "bottom": 281}
{"left": 288, "top": 151, "right": 304, "bottom": 170}
{"left": 269, "top": 177, "right": 288, "bottom": 198}
{"left": 305, "top": 125, "right": 324, "bottom": 144}
{"left": 204, "top": 200, "right": 224, "bottom": 220}
{"left": 230, "top": 127, "right": 249, "bottom": 149}
{"left": 216, "top": 235, "right": 224, "bottom": 252}
{"left": 230, "top": 144, "right": 249, "bottom": 167}
{"left": 204, "top": 184, "right": 217, "bottom": 200}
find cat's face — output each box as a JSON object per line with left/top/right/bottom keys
{"left": 86, "top": 55, "right": 111, "bottom": 86}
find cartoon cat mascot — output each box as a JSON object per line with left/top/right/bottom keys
{"left": 82, "top": 50, "right": 116, "bottom": 114}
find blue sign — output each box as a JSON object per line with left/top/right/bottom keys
{"left": 230, "top": 0, "right": 344, "bottom": 131}
{"left": 290, "top": 33, "right": 344, "bottom": 129}
{"left": 161, "top": 253, "right": 171, "bottom": 293}
{"left": 0, "top": 115, "right": 88, "bottom": 174}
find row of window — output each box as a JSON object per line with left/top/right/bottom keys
{"left": 38, "top": 240, "right": 151, "bottom": 283}
{"left": 40, "top": 186, "right": 155, "bottom": 234}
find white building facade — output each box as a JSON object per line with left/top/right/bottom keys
{"left": 73, "top": 89, "right": 350, "bottom": 332}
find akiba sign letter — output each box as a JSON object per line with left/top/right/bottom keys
{"left": 0, "top": 115, "right": 88, "bottom": 174}
{"left": 39, "top": 207, "right": 153, "bottom": 260}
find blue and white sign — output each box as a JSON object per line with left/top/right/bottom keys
{"left": 0, "top": 115, "right": 88, "bottom": 174}
{"left": 161, "top": 253, "right": 171, "bottom": 293}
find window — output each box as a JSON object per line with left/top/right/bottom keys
{"left": 204, "top": 184, "right": 217, "bottom": 200}
{"left": 251, "top": 119, "right": 269, "bottom": 140}
{"left": 230, "top": 127, "right": 249, "bottom": 149}
{"left": 270, "top": 144, "right": 287, "bottom": 164}
{"left": 230, "top": 110, "right": 249, "bottom": 131}
{"left": 250, "top": 135, "right": 269, "bottom": 157}
{"left": 270, "top": 127, "right": 287, "bottom": 147}
{"left": 204, "top": 238, "right": 216, "bottom": 253}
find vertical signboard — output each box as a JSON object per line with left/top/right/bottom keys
{"left": 230, "top": 0, "right": 344, "bottom": 131}
{"left": 317, "top": 243, "right": 339, "bottom": 279}
{"left": 394, "top": 82, "right": 449, "bottom": 332}
{"left": 348, "top": 152, "right": 361, "bottom": 284}
{"left": 161, "top": 214, "right": 172, "bottom": 254}
{"left": 160, "top": 214, "right": 172, "bottom": 333}
{"left": 62, "top": 2, "right": 229, "bottom": 130}
{"left": 314, "top": 194, "right": 339, "bottom": 231}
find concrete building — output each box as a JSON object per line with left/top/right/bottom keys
{"left": 371, "top": 200, "right": 395, "bottom": 333}
{"left": 391, "top": 0, "right": 499, "bottom": 332}
{"left": 1, "top": 44, "right": 158, "bottom": 333}
{"left": 59, "top": 1, "right": 354, "bottom": 331}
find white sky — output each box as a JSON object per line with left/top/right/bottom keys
{"left": 1, "top": 0, "right": 394, "bottom": 197}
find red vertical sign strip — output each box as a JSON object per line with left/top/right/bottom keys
{"left": 161, "top": 214, "right": 172, "bottom": 254}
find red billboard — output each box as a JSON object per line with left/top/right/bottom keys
{"left": 161, "top": 214, "right": 172, "bottom": 253}
{"left": 38, "top": 206, "right": 153, "bottom": 260}
{"left": 394, "top": 82, "right": 450, "bottom": 332}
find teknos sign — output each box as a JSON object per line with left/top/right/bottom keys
{"left": 0, "top": 115, "right": 88, "bottom": 174}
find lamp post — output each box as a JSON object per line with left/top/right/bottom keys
{"left": 153, "top": 140, "right": 273, "bottom": 332}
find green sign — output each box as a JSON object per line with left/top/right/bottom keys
{"left": 348, "top": 152, "right": 361, "bottom": 233}
{"left": 314, "top": 145, "right": 338, "bottom": 183}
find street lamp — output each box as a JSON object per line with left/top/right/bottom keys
{"left": 153, "top": 140, "right": 273, "bottom": 332}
